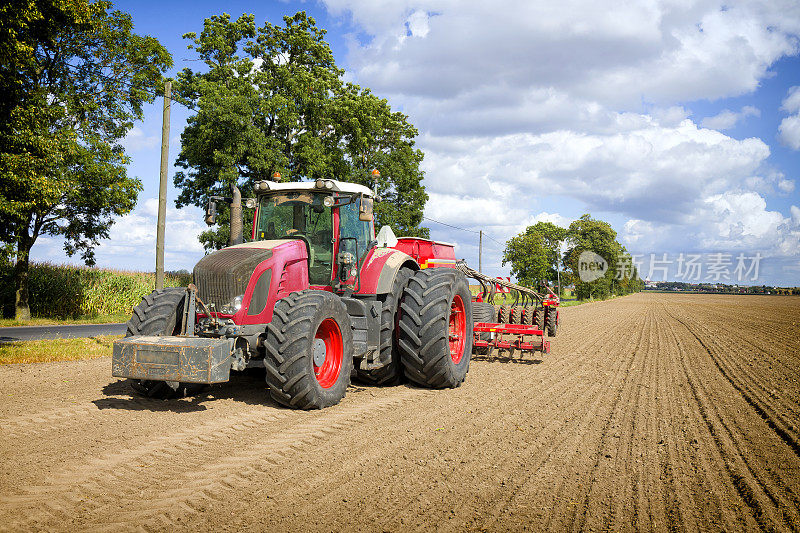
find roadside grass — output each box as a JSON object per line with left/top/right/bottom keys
{"left": 0, "top": 314, "right": 129, "bottom": 328}
{"left": 0, "top": 335, "right": 121, "bottom": 364}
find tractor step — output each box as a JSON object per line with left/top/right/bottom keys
{"left": 112, "top": 335, "right": 233, "bottom": 384}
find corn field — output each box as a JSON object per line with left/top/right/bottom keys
{"left": 1, "top": 262, "right": 191, "bottom": 319}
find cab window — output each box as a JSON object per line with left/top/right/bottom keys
{"left": 338, "top": 196, "right": 373, "bottom": 261}
{"left": 256, "top": 192, "right": 333, "bottom": 285}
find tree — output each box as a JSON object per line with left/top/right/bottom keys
{"left": 173, "top": 12, "right": 428, "bottom": 250}
{"left": 563, "top": 214, "right": 644, "bottom": 299}
{"left": 0, "top": 0, "right": 172, "bottom": 318}
{"left": 502, "top": 222, "right": 567, "bottom": 286}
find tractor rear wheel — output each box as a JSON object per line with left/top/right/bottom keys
{"left": 355, "top": 267, "right": 413, "bottom": 386}
{"left": 126, "top": 288, "right": 206, "bottom": 399}
{"left": 472, "top": 301, "right": 495, "bottom": 356}
{"left": 546, "top": 307, "right": 558, "bottom": 336}
{"left": 263, "top": 290, "right": 354, "bottom": 409}
{"left": 398, "top": 269, "right": 473, "bottom": 388}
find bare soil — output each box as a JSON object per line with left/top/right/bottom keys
{"left": 1, "top": 293, "right": 799, "bottom": 532}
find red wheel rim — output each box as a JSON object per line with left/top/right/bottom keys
{"left": 314, "top": 318, "right": 343, "bottom": 388}
{"left": 448, "top": 295, "right": 466, "bottom": 364}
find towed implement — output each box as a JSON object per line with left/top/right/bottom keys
{"left": 461, "top": 263, "right": 559, "bottom": 356}
{"left": 113, "top": 178, "right": 556, "bottom": 409}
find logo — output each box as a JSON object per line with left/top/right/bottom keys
{"left": 578, "top": 251, "right": 608, "bottom": 282}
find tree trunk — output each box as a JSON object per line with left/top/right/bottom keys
{"left": 14, "top": 245, "right": 31, "bottom": 320}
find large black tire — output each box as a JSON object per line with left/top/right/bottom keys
{"left": 546, "top": 307, "right": 558, "bottom": 337}
{"left": 398, "top": 269, "right": 473, "bottom": 388}
{"left": 523, "top": 306, "right": 535, "bottom": 325}
{"left": 126, "top": 288, "right": 205, "bottom": 399}
{"left": 472, "top": 301, "right": 495, "bottom": 356}
{"left": 355, "top": 267, "right": 413, "bottom": 386}
{"left": 263, "top": 290, "right": 354, "bottom": 409}
{"left": 534, "top": 307, "right": 545, "bottom": 330}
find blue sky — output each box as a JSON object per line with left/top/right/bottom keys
{"left": 32, "top": 0, "right": 800, "bottom": 285}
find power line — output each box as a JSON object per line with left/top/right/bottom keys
{"left": 422, "top": 215, "right": 506, "bottom": 247}
{"left": 422, "top": 216, "right": 479, "bottom": 234}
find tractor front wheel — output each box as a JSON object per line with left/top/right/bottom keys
{"left": 398, "top": 269, "right": 473, "bottom": 388}
{"left": 263, "top": 291, "right": 354, "bottom": 409}
{"left": 125, "top": 288, "right": 206, "bottom": 399}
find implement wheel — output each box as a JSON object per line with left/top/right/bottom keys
{"left": 126, "top": 288, "right": 205, "bottom": 399}
{"left": 472, "top": 301, "right": 495, "bottom": 356}
{"left": 398, "top": 269, "right": 473, "bottom": 388}
{"left": 355, "top": 267, "right": 413, "bottom": 386}
{"left": 263, "top": 290, "right": 354, "bottom": 409}
{"left": 546, "top": 307, "right": 558, "bottom": 337}
{"left": 498, "top": 305, "right": 510, "bottom": 324}
{"left": 534, "top": 307, "right": 545, "bottom": 329}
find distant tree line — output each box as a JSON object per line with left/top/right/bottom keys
{"left": 502, "top": 214, "right": 645, "bottom": 300}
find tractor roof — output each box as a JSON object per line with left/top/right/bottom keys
{"left": 254, "top": 179, "right": 373, "bottom": 197}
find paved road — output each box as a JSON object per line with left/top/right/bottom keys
{"left": 0, "top": 323, "right": 126, "bottom": 343}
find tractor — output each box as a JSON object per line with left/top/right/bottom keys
{"left": 112, "top": 177, "right": 475, "bottom": 409}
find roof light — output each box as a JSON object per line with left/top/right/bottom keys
{"left": 272, "top": 171, "right": 281, "bottom": 182}
{"left": 315, "top": 179, "right": 325, "bottom": 189}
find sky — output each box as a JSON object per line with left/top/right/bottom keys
{"left": 31, "top": 0, "right": 800, "bottom": 286}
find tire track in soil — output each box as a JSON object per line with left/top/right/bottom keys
{"left": 274, "top": 302, "right": 644, "bottom": 533}
{"left": 279, "top": 301, "right": 647, "bottom": 533}
{"left": 662, "top": 302, "right": 799, "bottom": 532}
{"left": 393, "top": 307, "right": 641, "bottom": 528}
{"left": 666, "top": 305, "right": 800, "bottom": 460}
{"left": 0, "top": 386, "right": 430, "bottom": 533}
{"left": 447, "top": 300, "right": 652, "bottom": 532}
{"left": 353, "top": 305, "right": 647, "bottom": 531}
{"left": 0, "top": 396, "right": 173, "bottom": 440}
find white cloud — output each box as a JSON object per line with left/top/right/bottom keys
{"left": 121, "top": 126, "right": 159, "bottom": 152}
{"left": 779, "top": 114, "right": 800, "bottom": 150}
{"left": 779, "top": 86, "right": 800, "bottom": 150}
{"left": 330, "top": 0, "right": 800, "bottom": 112}
{"left": 700, "top": 106, "right": 760, "bottom": 130}
{"left": 781, "top": 86, "right": 800, "bottom": 113}
{"left": 778, "top": 179, "right": 796, "bottom": 193}
{"left": 30, "top": 200, "right": 206, "bottom": 272}
{"left": 322, "top": 0, "right": 800, "bottom": 282}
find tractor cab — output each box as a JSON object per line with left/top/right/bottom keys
{"left": 251, "top": 179, "right": 375, "bottom": 289}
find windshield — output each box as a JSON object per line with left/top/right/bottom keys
{"left": 256, "top": 192, "right": 333, "bottom": 285}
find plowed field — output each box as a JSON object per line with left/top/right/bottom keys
{"left": 1, "top": 293, "right": 799, "bottom": 531}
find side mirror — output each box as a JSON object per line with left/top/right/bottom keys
{"left": 204, "top": 199, "right": 217, "bottom": 226}
{"left": 359, "top": 196, "right": 374, "bottom": 222}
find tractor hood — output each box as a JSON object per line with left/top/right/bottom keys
{"left": 193, "top": 240, "right": 304, "bottom": 312}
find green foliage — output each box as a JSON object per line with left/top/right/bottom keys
{"left": 0, "top": 0, "right": 172, "bottom": 317}
{"left": 0, "top": 262, "right": 190, "bottom": 319}
{"left": 174, "top": 12, "right": 429, "bottom": 250}
{"left": 563, "top": 214, "right": 644, "bottom": 299}
{"left": 502, "top": 222, "right": 567, "bottom": 285}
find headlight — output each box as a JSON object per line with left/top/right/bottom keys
{"left": 219, "top": 295, "right": 243, "bottom": 315}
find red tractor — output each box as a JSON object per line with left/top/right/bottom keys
{"left": 113, "top": 178, "right": 475, "bottom": 409}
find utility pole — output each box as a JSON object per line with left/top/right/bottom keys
{"left": 155, "top": 80, "right": 171, "bottom": 290}
{"left": 478, "top": 230, "right": 483, "bottom": 273}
